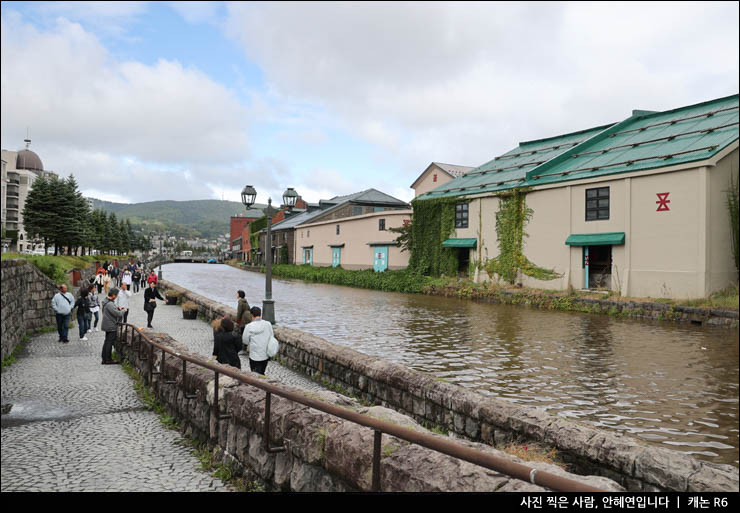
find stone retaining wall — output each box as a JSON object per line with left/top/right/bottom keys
{"left": 158, "top": 279, "right": 739, "bottom": 492}
{"left": 1, "top": 259, "right": 59, "bottom": 361}
{"left": 114, "top": 326, "right": 622, "bottom": 492}
{"left": 1, "top": 259, "right": 99, "bottom": 362}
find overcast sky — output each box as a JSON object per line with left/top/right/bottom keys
{"left": 1, "top": 1, "right": 738, "bottom": 206}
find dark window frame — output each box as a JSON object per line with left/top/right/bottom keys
{"left": 455, "top": 202, "right": 469, "bottom": 228}
{"left": 336, "top": 224, "right": 340, "bottom": 235}
{"left": 379, "top": 218, "right": 386, "bottom": 231}
{"left": 585, "top": 187, "right": 610, "bottom": 221}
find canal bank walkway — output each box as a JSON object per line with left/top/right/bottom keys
{"left": 1, "top": 286, "right": 326, "bottom": 492}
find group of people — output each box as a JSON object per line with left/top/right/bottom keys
{"left": 210, "top": 290, "right": 274, "bottom": 376}
{"left": 52, "top": 278, "right": 274, "bottom": 374}
{"left": 51, "top": 259, "right": 166, "bottom": 364}
{"left": 93, "top": 260, "right": 159, "bottom": 296}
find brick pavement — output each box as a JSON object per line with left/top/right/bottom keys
{"left": 1, "top": 285, "right": 326, "bottom": 492}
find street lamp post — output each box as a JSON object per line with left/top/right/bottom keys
{"left": 158, "top": 233, "right": 164, "bottom": 280}
{"left": 241, "top": 185, "right": 298, "bottom": 324}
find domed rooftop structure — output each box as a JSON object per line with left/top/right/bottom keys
{"left": 15, "top": 138, "right": 44, "bottom": 172}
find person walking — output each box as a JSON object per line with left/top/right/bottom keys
{"left": 74, "top": 288, "right": 92, "bottom": 341}
{"left": 147, "top": 270, "right": 158, "bottom": 287}
{"left": 103, "top": 271, "right": 112, "bottom": 295}
{"left": 115, "top": 282, "right": 133, "bottom": 324}
{"left": 51, "top": 284, "right": 75, "bottom": 343}
{"left": 210, "top": 317, "right": 242, "bottom": 369}
{"left": 242, "top": 306, "right": 273, "bottom": 375}
{"left": 88, "top": 284, "right": 101, "bottom": 332}
{"left": 112, "top": 266, "right": 120, "bottom": 287}
{"left": 121, "top": 268, "right": 132, "bottom": 291}
{"left": 140, "top": 269, "right": 147, "bottom": 290}
{"left": 235, "top": 290, "right": 252, "bottom": 335}
{"left": 132, "top": 269, "right": 141, "bottom": 293}
{"left": 143, "top": 281, "right": 164, "bottom": 328}
{"left": 94, "top": 271, "right": 105, "bottom": 294}
{"left": 101, "top": 287, "right": 123, "bottom": 365}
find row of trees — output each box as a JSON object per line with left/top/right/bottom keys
{"left": 21, "top": 174, "right": 152, "bottom": 256}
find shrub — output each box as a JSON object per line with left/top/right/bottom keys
{"left": 181, "top": 301, "right": 199, "bottom": 312}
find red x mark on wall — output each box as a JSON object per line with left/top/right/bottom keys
{"left": 656, "top": 192, "right": 670, "bottom": 212}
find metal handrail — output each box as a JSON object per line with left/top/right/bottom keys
{"left": 116, "top": 323, "right": 606, "bottom": 492}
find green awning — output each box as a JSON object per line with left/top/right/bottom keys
{"left": 565, "top": 232, "right": 625, "bottom": 246}
{"left": 442, "top": 238, "right": 477, "bottom": 248}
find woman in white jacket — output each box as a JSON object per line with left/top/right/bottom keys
{"left": 242, "top": 306, "right": 273, "bottom": 375}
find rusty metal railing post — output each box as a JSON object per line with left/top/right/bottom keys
{"left": 263, "top": 391, "right": 285, "bottom": 453}
{"left": 182, "top": 359, "right": 196, "bottom": 399}
{"left": 148, "top": 343, "right": 153, "bottom": 383}
{"left": 372, "top": 430, "right": 382, "bottom": 492}
{"left": 214, "top": 370, "right": 220, "bottom": 419}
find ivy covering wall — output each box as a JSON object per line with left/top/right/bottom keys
{"left": 408, "top": 197, "right": 459, "bottom": 277}
{"left": 484, "top": 189, "right": 561, "bottom": 284}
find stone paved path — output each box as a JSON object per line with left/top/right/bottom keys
{"left": 1, "top": 284, "right": 325, "bottom": 492}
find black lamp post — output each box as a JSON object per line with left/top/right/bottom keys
{"left": 241, "top": 185, "right": 299, "bottom": 324}
{"left": 158, "top": 232, "right": 164, "bottom": 280}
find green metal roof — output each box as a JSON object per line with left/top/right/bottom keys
{"left": 565, "top": 232, "right": 625, "bottom": 246}
{"left": 417, "top": 94, "right": 739, "bottom": 201}
{"left": 442, "top": 238, "right": 477, "bottom": 248}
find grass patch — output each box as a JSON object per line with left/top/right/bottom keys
{"left": 499, "top": 442, "right": 563, "bottom": 468}
{"left": 1, "top": 334, "right": 29, "bottom": 372}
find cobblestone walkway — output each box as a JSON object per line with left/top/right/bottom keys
{"left": 1, "top": 285, "right": 324, "bottom": 492}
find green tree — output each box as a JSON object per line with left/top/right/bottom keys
{"left": 21, "top": 174, "right": 54, "bottom": 253}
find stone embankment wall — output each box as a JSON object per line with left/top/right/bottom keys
{"left": 1, "top": 259, "right": 61, "bottom": 361}
{"left": 2, "top": 259, "right": 99, "bottom": 362}
{"left": 158, "top": 279, "right": 739, "bottom": 492}
{"left": 114, "top": 327, "right": 622, "bottom": 492}
{"left": 471, "top": 292, "right": 739, "bottom": 328}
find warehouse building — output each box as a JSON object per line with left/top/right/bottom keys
{"left": 416, "top": 94, "right": 739, "bottom": 299}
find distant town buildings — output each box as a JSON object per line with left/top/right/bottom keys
{"left": 256, "top": 188, "right": 411, "bottom": 271}
{"left": 1, "top": 140, "right": 58, "bottom": 253}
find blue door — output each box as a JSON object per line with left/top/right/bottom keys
{"left": 373, "top": 246, "right": 388, "bottom": 272}
{"left": 332, "top": 247, "right": 341, "bottom": 267}
{"left": 303, "top": 248, "right": 313, "bottom": 266}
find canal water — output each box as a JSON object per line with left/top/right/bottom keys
{"left": 162, "top": 263, "right": 739, "bottom": 467}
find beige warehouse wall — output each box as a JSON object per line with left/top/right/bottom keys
{"left": 708, "top": 149, "right": 739, "bottom": 294}
{"left": 413, "top": 165, "right": 453, "bottom": 198}
{"left": 296, "top": 211, "right": 411, "bottom": 270}
{"left": 628, "top": 168, "right": 703, "bottom": 299}
{"left": 521, "top": 187, "right": 575, "bottom": 291}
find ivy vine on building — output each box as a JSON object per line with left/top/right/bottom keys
{"left": 407, "top": 197, "right": 459, "bottom": 277}
{"left": 485, "top": 188, "right": 561, "bottom": 284}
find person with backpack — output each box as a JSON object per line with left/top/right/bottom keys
{"left": 51, "top": 284, "right": 75, "bottom": 343}
{"left": 101, "top": 287, "right": 123, "bottom": 365}
{"left": 210, "top": 317, "right": 242, "bottom": 369}
{"left": 242, "top": 306, "right": 274, "bottom": 375}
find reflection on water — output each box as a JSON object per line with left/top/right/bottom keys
{"left": 163, "top": 263, "right": 739, "bottom": 466}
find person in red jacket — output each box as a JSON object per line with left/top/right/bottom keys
{"left": 147, "top": 271, "right": 158, "bottom": 286}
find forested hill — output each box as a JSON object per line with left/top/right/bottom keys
{"left": 88, "top": 198, "right": 250, "bottom": 239}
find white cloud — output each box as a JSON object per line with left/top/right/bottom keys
{"left": 168, "top": 1, "right": 221, "bottom": 25}
{"left": 1, "top": 11, "right": 256, "bottom": 201}
{"left": 225, "top": 1, "right": 739, "bottom": 177}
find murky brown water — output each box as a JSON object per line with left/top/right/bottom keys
{"left": 163, "top": 263, "right": 739, "bottom": 466}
